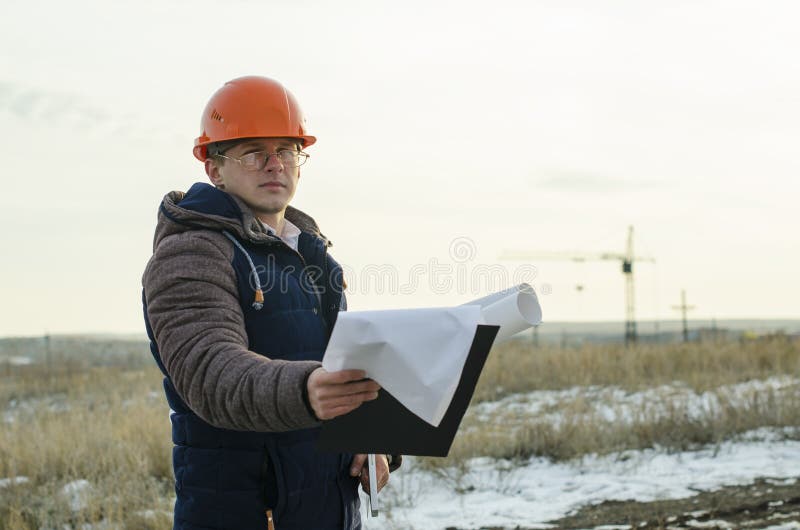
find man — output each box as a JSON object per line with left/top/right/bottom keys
{"left": 142, "top": 76, "right": 399, "bottom": 530}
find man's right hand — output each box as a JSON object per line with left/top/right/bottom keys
{"left": 307, "top": 368, "right": 381, "bottom": 420}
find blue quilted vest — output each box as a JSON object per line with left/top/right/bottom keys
{"left": 144, "top": 184, "right": 360, "bottom": 530}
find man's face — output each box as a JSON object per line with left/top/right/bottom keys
{"left": 206, "top": 137, "right": 301, "bottom": 222}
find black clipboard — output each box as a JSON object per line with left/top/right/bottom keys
{"left": 316, "top": 324, "right": 499, "bottom": 457}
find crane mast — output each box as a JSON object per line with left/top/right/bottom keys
{"left": 623, "top": 226, "right": 636, "bottom": 345}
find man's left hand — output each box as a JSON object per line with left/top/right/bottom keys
{"left": 350, "top": 454, "right": 389, "bottom": 493}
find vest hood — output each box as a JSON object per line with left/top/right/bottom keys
{"left": 153, "top": 182, "right": 330, "bottom": 251}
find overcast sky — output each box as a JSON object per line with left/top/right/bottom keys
{"left": 1, "top": 0, "right": 798, "bottom": 336}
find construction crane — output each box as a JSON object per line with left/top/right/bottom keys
{"left": 501, "top": 226, "right": 655, "bottom": 345}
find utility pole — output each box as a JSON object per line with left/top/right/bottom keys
{"left": 44, "top": 332, "right": 52, "bottom": 382}
{"left": 671, "top": 290, "right": 694, "bottom": 343}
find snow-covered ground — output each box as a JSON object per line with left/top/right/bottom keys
{"left": 356, "top": 376, "right": 800, "bottom": 529}
{"left": 3, "top": 429, "right": 798, "bottom": 529}
{"left": 361, "top": 430, "right": 800, "bottom": 529}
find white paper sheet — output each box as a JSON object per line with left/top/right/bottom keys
{"left": 321, "top": 284, "right": 543, "bottom": 426}
{"left": 322, "top": 305, "right": 483, "bottom": 427}
{"left": 463, "top": 283, "right": 543, "bottom": 343}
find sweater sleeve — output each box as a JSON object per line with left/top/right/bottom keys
{"left": 143, "top": 230, "right": 322, "bottom": 432}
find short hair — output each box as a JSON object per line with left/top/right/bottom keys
{"left": 206, "top": 140, "right": 240, "bottom": 159}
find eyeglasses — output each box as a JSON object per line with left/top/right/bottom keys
{"left": 217, "top": 149, "right": 310, "bottom": 170}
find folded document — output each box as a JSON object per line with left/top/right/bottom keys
{"left": 321, "top": 284, "right": 542, "bottom": 427}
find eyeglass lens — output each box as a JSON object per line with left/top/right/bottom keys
{"left": 240, "top": 151, "right": 307, "bottom": 169}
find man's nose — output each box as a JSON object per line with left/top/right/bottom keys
{"left": 264, "top": 153, "right": 284, "bottom": 172}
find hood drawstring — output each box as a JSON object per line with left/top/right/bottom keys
{"left": 222, "top": 230, "right": 264, "bottom": 310}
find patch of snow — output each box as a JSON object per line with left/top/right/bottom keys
{"left": 7, "top": 356, "right": 33, "bottom": 365}
{"left": 767, "top": 477, "right": 799, "bottom": 486}
{"left": 61, "top": 479, "right": 93, "bottom": 511}
{"left": 469, "top": 376, "right": 800, "bottom": 428}
{"left": 362, "top": 432, "right": 800, "bottom": 529}
{"left": 685, "top": 519, "right": 733, "bottom": 528}
{"left": 764, "top": 523, "right": 800, "bottom": 530}
{"left": 0, "top": 476, "right": 29, "bottom": 488}
{"left": 3, "top": 394, "right": 72, "bottom": 423}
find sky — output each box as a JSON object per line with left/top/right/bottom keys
{"left": 1, "top": 0, "right": 798, "bottom": 336}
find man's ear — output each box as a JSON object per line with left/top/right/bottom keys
{"left": 205, "top": 158, "right": 225, "bottom": 188}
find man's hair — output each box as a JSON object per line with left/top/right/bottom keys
{"left": 206, "top": 140, "right": 240, "bottom": 161}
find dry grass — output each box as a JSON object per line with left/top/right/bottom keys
{"left": 474, "top": 335, "right": 800, "bottom": 402}
{"left": 0, "top": 363, "right": 172, "bottom": 529}
{"left": 1, "top": 336, "right": 798, "bottom": 528}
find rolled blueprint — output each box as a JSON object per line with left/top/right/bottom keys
{"left": 464, "top": 283, "right": 542, "bottom": 343}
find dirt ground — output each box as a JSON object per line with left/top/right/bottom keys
{"left": 454, "top": 477, "right": 800, "bottom": 529}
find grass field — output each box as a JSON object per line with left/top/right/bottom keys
{"left": 1, "top": 335, "right": 798, "bottom": 529}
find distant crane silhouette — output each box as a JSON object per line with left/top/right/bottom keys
{"left": 501, "top": 226, "right": 655, "bottom": 345}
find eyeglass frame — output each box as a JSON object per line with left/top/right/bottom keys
{"left": 214, "top": 148, "right": 310, "bottom": 170}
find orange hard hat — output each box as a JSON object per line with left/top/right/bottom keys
{"left": 193, "top": 76, "right": 316, "bottom": 162}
